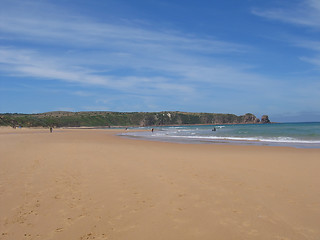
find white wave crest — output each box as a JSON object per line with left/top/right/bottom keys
{"left": 166, "top": 135, "right": 320, "bottom": 144}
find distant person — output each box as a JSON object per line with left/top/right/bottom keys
{"left": 151, "top": 128, "right": 154, "bottom": 133}
{"left": 212, "top": 127, "right": 216, "bottom": 131}
{"left": 50, "top": 127, "right": 53, "bottom": 133}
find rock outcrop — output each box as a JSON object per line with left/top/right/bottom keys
{"left": 243, "top": 113, "right": 260, "bottom": 124}
{"left": 261, "top": 115, "right": 270, "bottom": 124}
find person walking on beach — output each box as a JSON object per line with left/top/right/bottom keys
{"left": 50, "top": 127, "right": 53, "bottom": 133}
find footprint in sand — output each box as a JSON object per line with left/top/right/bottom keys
{"left": 80, "top": 232, "right": 108, "bottom": 240}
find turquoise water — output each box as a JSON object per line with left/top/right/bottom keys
{"left": 121, "top": 122, "right": 320, "bottom": 148}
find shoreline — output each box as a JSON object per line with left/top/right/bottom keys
{"left": 120, "top": 125, "right": 320, "bottom": 149}
{"left": 1, "top": 128, "right": 320, "bottom": 240}
{"left": 120, "top": 134, "right": 320, "bottom": 149}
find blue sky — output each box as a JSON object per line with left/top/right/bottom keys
{"left": 0, "top": 0, "right": 320, "bottom": 122}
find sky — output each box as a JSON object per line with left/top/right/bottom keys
{"left": 0, "top": 0, "right": 320, "bottom": 122}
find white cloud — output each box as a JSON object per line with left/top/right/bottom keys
{"left": 300, "top": 56, "right": 320, "bottom": 68}
{"left": 252, "top": 0, "right": 320, "bottom": 72}
{"left": 0, "top": 0, "right": 270, "bottom": 100}
{"left": 252, "top": 0, "right": 320, "bottom": 28}
{"left": 288, "top": 39, "right": 320, "bottom": 69}
{"left": 1, "top": 0, "right": 319, "bottom": 115}
{"left": 72, "top": 91, "right": 93, "bottom": 97}
{"left": 0, "top": 0, "right": 261, "bottom": 98}
{"left": 0, "top": 1, "right": 246, "bottom": 54}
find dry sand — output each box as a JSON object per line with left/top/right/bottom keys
{"left": 0, "top": 127, "right": 320, "bottom": 240}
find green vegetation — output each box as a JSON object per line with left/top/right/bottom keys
{"left": 0, "top": 111, "right": 262, "bottom": 127}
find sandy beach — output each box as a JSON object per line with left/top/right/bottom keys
{"left": 0, "top": 127, "right": 320, "bottom": 240}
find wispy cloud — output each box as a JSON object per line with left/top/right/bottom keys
{"left": 0, "top": 0, "right": 245, "bottom": 54}
{"left": 1, "top": 0, "right": 319, "bottom": 116}
{"left": 292, "top": 39, "right": 320, "bottom": 69}
{"left": 252, "top": 0, "right": 320, "bottom": 28}
{"left": 72, "top": 91, "right": 93, "bottom": 97}
{"left": 0, "top": 0, "right": 267, "bottom": 99}
{"left": 252, "top": 0, "right": 320, "bottom": 72}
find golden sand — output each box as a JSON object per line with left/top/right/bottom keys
{"left": 0, "top": 127, "right": 320, "bottom": 240}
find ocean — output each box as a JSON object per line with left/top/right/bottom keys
{"left": 120, "top": 122, "right": 320, "bottom": 148}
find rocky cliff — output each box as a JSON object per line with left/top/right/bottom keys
{"left": 261, "top": 115, "right": 271, "bottom": 124}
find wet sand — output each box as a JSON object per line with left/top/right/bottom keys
{"left": 0, "top": 127, "right": 320, "bottom": 240}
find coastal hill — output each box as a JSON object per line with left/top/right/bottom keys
{"left": 0, "top": 111, "right": 270, "bottom": 128}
